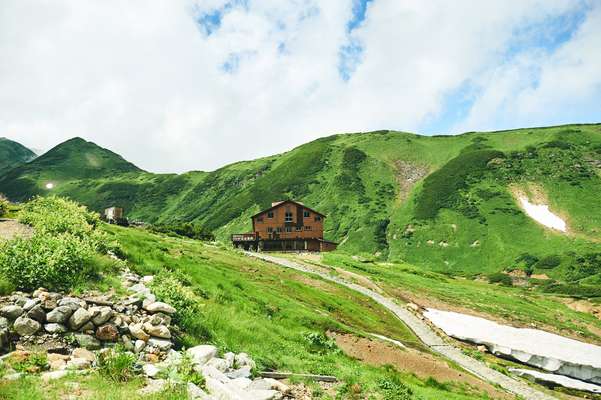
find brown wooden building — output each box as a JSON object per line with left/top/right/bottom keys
{"left": 232, "top": 200, "right": 337, "bottom": 252}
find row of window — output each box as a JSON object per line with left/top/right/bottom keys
{"left": 257, "top": 211, "right": 321, "bottom": 223}
{"left": 267, "top": 226, "right": 312, "bottom": 233}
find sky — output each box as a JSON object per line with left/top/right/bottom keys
{"left": 1, "top": 0, "right": 600, "bottom": 173}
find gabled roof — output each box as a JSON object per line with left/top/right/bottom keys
{"left": 252, "top": 200, "right": 326, "bottom": 219}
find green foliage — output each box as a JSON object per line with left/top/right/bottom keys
{"left": 378, "top": 374, "right": 414, "bottom": 400}
{"left": 487, "top": 273, "right": 513, "bottom": 287}
{"left": 8, "top": 353, "right": 48, "bottom": 374}
{"left": 539, "top": 281, "right": 601, "bottom": 299}
{"left": 415, "top": 150, "right": 504, "bottom": 219}
{"left": 565, "top": 253, "right": 601, "bottom": 282}
{"left": 0, "top": 196, "right": 111, "bottom": 291}
{"left": 336, "top": 147, "right": 367, "bottom": 196}
{"left": 535, "top": 255, "right": 562, "bottom": 269}
{"left": 97, "top": 347, "right": 137, "bottom": 382}
{"left": 150, "top": 222, "right": 214, "bottom": 241}
{"left": 0, "top": 138, "right": 35, "bottom": 175}
{"left": 302, "top": 332, "right": 339, "bottom": 355}
{"left": 0, "top": 195, "right": 8, "bottom": 217}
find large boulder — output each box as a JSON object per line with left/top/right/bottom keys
{"left": 13, "top": 316, "right": 41, "bottom": 336}
{"left": 143, "top": 322, "right": 171, "bottom": 339}
{"left": 147, "top": 337, "right": 172, "bottom": 351}
{"left": 96, "top": 324, "right": 119, "bottom": 341}
{"left": 26, "top": 305, "right": 46, "bottom": 323}
{"left": 0, "top": 305, "right": 23, "bottom": 320}
{"left": 74, "top": 333, "right": 101, "bottom": 350}
{"left": 128, "top": 323, "right": 150, "bottom": 341}
{"left": 68, "top": 308, "right": 92, "bottom": 330}
{"left": 44, "top": 323, "right": 67, "bottom": 334}
{"left": 90, "top": 306, "right": 113, "bottom": 326}
{"left": 46, "top": 306, "right": 74, "bottom": 324}
{"left": 187, "top": 345, "right": 218, "bottom": 366}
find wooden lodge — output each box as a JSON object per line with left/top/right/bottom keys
{"left": 103, "top": 207, "right": 126, "bottom": 224}
{"left": 232, "top": 200, "right": 337, "bottom": 252}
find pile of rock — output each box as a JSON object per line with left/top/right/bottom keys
{"left": 0, "top": 282, "right": 177, "bottom": 362}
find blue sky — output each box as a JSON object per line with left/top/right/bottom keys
{"left": 2, "top": 1, "right": 601, "bottom": 172}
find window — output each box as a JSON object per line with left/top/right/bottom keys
{"left": 303, "top": 210, "right": 310, "bottom": 218}
{"left": 257, "top": 217, "right": 263, "bottom": 222}
{"left": 285, "top": 211, "right": 293, "bottom": 222}
{"left": 267, "top": 211, "right": 274, "bottom": 218}
{"left": 314, "top": 216, "right": 322, "bottom": 222}
{"left": 276, "top": 227, "right": 282, "bottom": 233}
{"left": 304, "top": 226, "right": 312, "bottom": 231}
{"left": 285, "top": 226, "right": 292, "bottom": 232}
{"left": 267, "top": 227, "right": 273, "bottom": 233}
{"left": 296, "top": 226, "right": 302, "bottom": 231}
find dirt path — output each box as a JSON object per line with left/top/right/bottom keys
{"left": 245, "top": 252, "right": 556, "bottom": 400}
{"left": 0, "top": 219, "right": 33, "bottom": 241}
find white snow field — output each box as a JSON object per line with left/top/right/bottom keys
{"left": 424, "top": 309, "right": 601, "bottom": 384}
{"left": 510, "top": 368, "right": 601, "bottom": 393}
{"left": 518, "top": 196, "right": 567, "bottom": 232}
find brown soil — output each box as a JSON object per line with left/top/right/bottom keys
{"left": 0, "top": 219, "right": 33, "bottom": 241}
{"left": 331, "top": 333, "right": 511, "bottom": 399}
{"left": 563, "top": 299, "right": 601, "bottom": 320}
{"left": 334, "top": 267, "right": 384, "bottom": 294}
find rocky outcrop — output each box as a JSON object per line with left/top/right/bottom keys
{"left": 424, "top": 308, "right": 601, "bottom": 385}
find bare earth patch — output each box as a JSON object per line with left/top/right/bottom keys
{"left": 393, "top": 160, "right": 429, "bottom": 202}
{"left": 330, "top": 332, "right": 511, "bottom": 399}
{"left": 0, "top": 219, "right": 33, "bottom": 241}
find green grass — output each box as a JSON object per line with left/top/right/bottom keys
{"left": 0, "top": 137, "right": 35, "bottom": 175}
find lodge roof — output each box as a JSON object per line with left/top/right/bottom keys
{"left": 251, "top": 200, "right": 326, "bottom": 219}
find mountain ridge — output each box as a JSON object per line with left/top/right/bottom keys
{"left": 0, "top": 137, "right": 36, "bottom": 175}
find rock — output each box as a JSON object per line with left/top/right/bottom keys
{"left": 142, "top": 363, "right": 161, "bottom": 378}
{"left": 144, "top": 302, "right": 176, "bottom": 314}
{"left": 44, "top": 323, "right": 68, "bottom": 334}
{"left": 226, "top": 366, "right": 252, "bottom": 379}
{"left": 204, "top": 377, "right": 247, "bottom": 400}
{"left": 137, "top": 379, "right": 167, "bottom": 395}
{"left": 74, "top": 333, "right": 101, "bottom": 350}
{"left": 142, "top": 298, "right": 155, "bottom": 309}
{"left": 248, "top": 390, "right": 283, "bottom": 400}
{"left": 12, "top": 296, "right": 29, "bottom": 307}
{"left": 477, "top": 345, "right": 488, "bottom": 353}
{"left": 79, "top": 321, "right": 95, "bottom": 333}
{"left": 46, "top": 306, "right": 74, "bottom": 324}
{"left": 230, "top": 377, "right": 252, "bottom": 390}
{"left": 96, "top": 324, "right": 119, "bottom": 341}
{"left": 249, "top": 378, "right": 291, "bottom": 394}
{"left": 122, "top": 297, "right": 142, "bottom": 307}
{"left": 0, "top": 328, "right": 9, "bottom": 348}
{"left": 235, "top": 353, "right": 255, "bottom": 368}
{"left": 23, "top": 298, "right": 41, "bottom": 311}
{"left": 72, "top": 348, "right": 96, "bottom": 363}
{"left": 13, "top": 316, "right": 41, "bottom": 336}
{"left": 129, "top": 323, "right": 150, "bottom": 341}
{"left": 147, "top": 338, "right": 172, "bottom": 351}
{"left": 67, "top": 357, "right": 92, "bottom": 370}
{"left": 424, "top": 308, "right": 601, "bottom": 385}
{"left": 0, "top": 316, "right": 9, "bottom": 329}
{"left": 187, "top": 345, "right": 218, "bottom": 366}
{"left": 149, "top": 313, "right": 171, "bottom": 326}
{"left": 41, "top": 370, "right": 69, "bottom": 382}
{"left": 145, "top": 353, "right": 160, "bottom": 363}
{"left": 1, "top": 305, "right": 24, "bottom": 320}
{"left": 206, "top": 357, "right": 229, "bottom": 372}
{"left": 122, "top": 335, "right": 134, "bottom": 351}
{"left": 224, "top": 352, "right": 236, "bottom": 369}
{"left": 33, "top": 288, "right": 48, "bottom": 297}
{"left": 69, "top": 308, "right": 92, "bottom": 330}
{"left": 26, "top": 304, "right": 46, "bottom": 323}
{"left": 141, "top": 276, "right": 154, "bottom": 284}
{"left": 90, "top": 306, "right": 113, "bottom": 326}
{"left": 143, "top": 322, "right": 171, "bottom": 339}
{"left": 134, "top": 339, "right": 146, "bottom": 353}
{"left": 58, "top": 297, "right": 84, "bottom": 310}
{"left": 187, "top": 382, "right": 212, "bottom": 399}
{"left": 3, "top": 372, "right": 23, "bottom": 381}
{"left": 48, "top": 358, "right": 67, "bottom": 371}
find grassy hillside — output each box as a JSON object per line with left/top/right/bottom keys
{"left": 1, "top": 125, "right": 601, "bottom": 280}
{"left": 0, "top": 138, "right": 36, "bottom": 175}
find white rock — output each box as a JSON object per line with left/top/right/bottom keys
{"left": 224, "top": 352, "right": 236, "bottom": 369}
{"left": 129, "top": 323, "right": 150, "bottom": 341}
{"left": 144, "top": 302, "right": 176, "bottom": 314}
{"left": 143, "top": 363, "right": 161, "bottom": 378}
{"left": 66, "top": 357, "right": 91, "bottom": 370}
{"left": 141, "top": 276, "right": 154, "bottom": 284}
{"left": 229, "top": 377, "right": 252, "bottom": 390}
{"left": 206, "top": 357, "right": 229, "bottom": 372}
{"left": 143, "top": 322, "right": 171, "bottom": 339}
{"left": 148, "top": 337, "right": 172, "bottom": 351}
{"left": 4, "top": 372, "right": 23, "bottom": 381}
{"left": 226, "top": 366, "right": 252, "bottom": 379}
{"left": 234, "top": 353, "right": 255, "bottom": 368}
{"left": 204, "top": 377, "right": 246, "bottom": 400}
{"left": 134, "top": 339, "right": 146, "bottom": 353}
{"left": 511, "top": 368, "right": 601, "bottom": 394}
{"left": 424, "top": 308, "right": 601, "bottom": 384}
{"left": 41, "top": 370, "right": 69, "bottom": 382}
{"left": 247, "top": 390, "right": 282, "bottom": 400}
{"left": 187, "top": 382, "right": 213, "bottom": 399}
{"left": 137, "top": 378, "right": 168, "bottom": 395}
{"left": 130, "top": 283, "right": 149, "bottom": 294}
{"left": 249, "top": 378, "right": 290, "bottom": 394}
{"left": 187, "top": 345, "right": 218, "bottom": 366}
{"left": 200, "top": 365, "right": 229, "bottom": 383}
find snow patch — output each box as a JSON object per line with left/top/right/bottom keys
{"left": 423, "top": 308, "right": 601, "bottom": 384}
{"left": 518, "top": 196, "right": 566, "bottom": 232}
{"left": 510, "top": 368, "right": 601, "bottom": 393}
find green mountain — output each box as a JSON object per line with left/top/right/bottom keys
{"left": 2, "top": 125, "right": 601, "bottom": 280}
{"left": 0, "top": 137, "right": 36, "bottom": 174}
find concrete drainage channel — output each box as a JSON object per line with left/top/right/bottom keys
{"left": 245, "top": 252, "right": 557, "bottom": 400}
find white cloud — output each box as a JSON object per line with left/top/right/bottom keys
{"left": 0, "top": 0, "right": 598, "bottom": 173}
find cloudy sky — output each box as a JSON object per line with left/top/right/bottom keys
{"left": 1, "top": 1, "right": 600, "bottom": 173}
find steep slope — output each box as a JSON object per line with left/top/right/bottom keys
{"left": 0, "top": 137, "right": 36, "bottom": 174}
{"left": 1, "top": 125, "right": 601, "bottom": 280}
{"left": 0, "top": 137, "right": 142, "bottom": 201}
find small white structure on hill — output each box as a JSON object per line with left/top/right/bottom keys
{"left": 104, "top": 207, "right": 124, "bottom": 223}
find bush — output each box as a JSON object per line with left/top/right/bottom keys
{"left": 487, "top": 273, "right": 513, "bottom": 286}
{"left": 0, "top": 196, "right": 111, "bottom": 291}
{"left": 150, "top": 222, "right": 214, "bottom": 241}
{"left": 303, "top": 332, "right": 339, "bottom": 355}
{"left": 0, "top": 195, "right": 8, "bottom": 217}
{"left": 536, "top": 255, "right": 561, "bottom": 269}
{"left": 97, "top": 347, "right": 137, "bottom": 382}
{"left": 378, "top": 375, "right": 414, "bottom": 400}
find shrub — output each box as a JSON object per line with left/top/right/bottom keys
{"left": 536, "top": 255, "right": 561, "bottom": 269}
{"left": 303, "top": 332, "right": 339, "bottom": 355}
{"left": 0, "top": 195, "right": 8, "bottom": 217}
{"left": 378, "top": 375, "right": 414, "bottom": 400}
{"left": 0, "top": 233, "right": 97, "bottom": 290}
{"left": 515, "top": 253, "right": 539, "bottom": 268}
{"left": 8, "top": 352, "right": 48, "bottom": 374}
{"left": 487, "top": 273, "right": 513, "bottom": 287}
{"left": 97, "top": 347, "right": 137, "bottom": 382}
{"left": 565, "top": 253, "right": 601, "bottom": 282}
{"left": 150, "top": 222, "right": 214, "bottom": 241}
